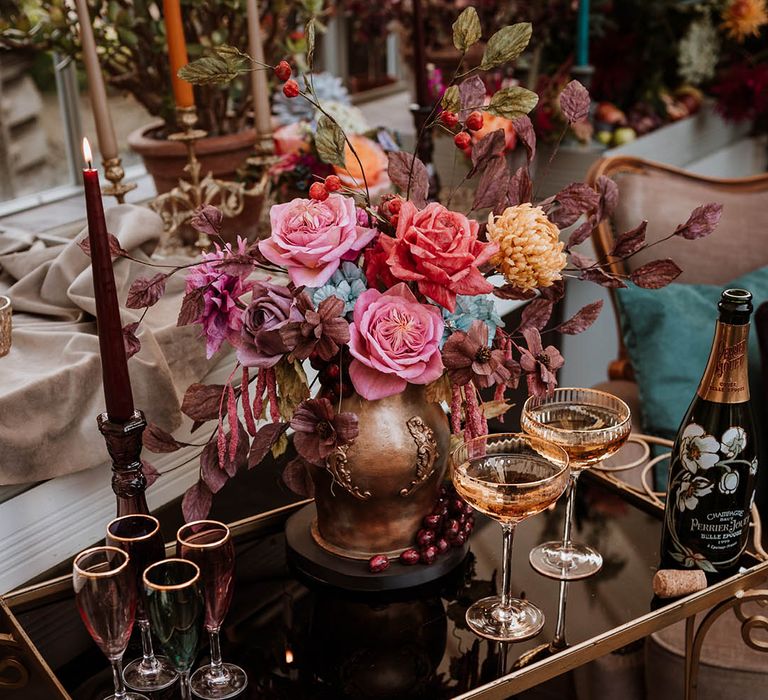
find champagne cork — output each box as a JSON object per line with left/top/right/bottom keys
{"left": 653, "top": 569, "right": 708, "bottom": 598}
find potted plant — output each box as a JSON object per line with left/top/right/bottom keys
{"left": 0, "top": 0, "right": 320, "bottom": 192}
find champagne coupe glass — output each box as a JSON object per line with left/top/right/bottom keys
{"left": 521, "top": 388, "right": 631, "bottom": 580}
{"left": 72, "top": 546, "right": 149, "bottom": 700}
{"left": 106, "top": 515, "right": 178, "bottom": 692}
{"left": 451, "top": 433, "right": 570, "bottom": 641}
{"left": 176, "top": 520, "right": 247, "bottom": 699}
{"left": 143, "top": 559, "right": 203, "bottom": 700}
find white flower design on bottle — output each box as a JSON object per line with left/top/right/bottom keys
{"left": 720, "top": 426, "right": 747, "bottom": 459}
{"left": 676, "top": 473, "right": 715, "bottom": 512}
{"left": 751, "top": 457, "right": 759, "bottom": 476}
{"left": 718, "top": 467, "right": 739, "bottom": 495}
{"left": 679, "top": 423, "right": 720, "bottom": 473}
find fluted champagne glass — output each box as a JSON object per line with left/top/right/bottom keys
{"left": 522, "top": 388, "right": 631, "bottom": 580}
{"left": 73, "top": 546, "right": 148, "bottom": 700}
{"left": 106, "top": 515, "right": 178, "bottom": 692}
{"left": 143, "top": 559, "right": 204, "bottom": 700}
{"left": 176, "top": 520, "right": 247, "bottom": 699}
{"left": 452, "top": 433, "right": 570, "bottom": 641}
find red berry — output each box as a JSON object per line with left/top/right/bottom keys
{"left": 283, "top": 79, "right": 300, "bottom": 98}
{"left": 420, "top": 546, "right": 438, "bottom": 565}
{"left": 275, "top": 60, "right": 292, "bottom": 82}
{"left": 450, "top": 499, "right": 465, "bottom": 515}
{"left": 417, "top": 528, "right": 435, "bottom": 547}
{"left": 368, "top": 554, "right": 390, "bottom": 573}
{"left": 454, "top": 131, "right": 471, "bottom": 150}
{"left": 423, "top": 514, "right": 442, "bottom": 530}
{"left": 466, "top": 111, "right": 484, "bottom": 131}
{"left": 444, "top": 519, "right": 460, "bottom": 536}
{"left": 435, "top": 538, "right": 449, "bottom": 554}
{"left": 400, "top": 548, "right": 420, "bottom": 565}
{"left": 441, "top": 111, "right": 459, "bottom": 128}
{"left": 341, "top": 382, "right": 355, "bottom": 398}
{"left": 463, "top": 502, "right": 474, "bottom": 516}
{"left": 324, "top": 174, "right": 342, "bottom": 192}
{"left": 325, "top": 364, "right": 340, "bottom": 379}
{"left": 452, "top": 532, "right": 466, "bottom": 547}
{"left": 309, "top": 182, "right": 328, "bottom": 201}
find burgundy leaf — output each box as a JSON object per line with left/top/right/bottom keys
{"left": 282, "top": 457, "right": 315, "bottom": 498}
{"left": 630, "top": 259, "right": 682, "bottom": 289}
{"left": 182, "top": 481, "right": 213, "bottom": 522}
{"left": 569, "top": 250, "right": 596, "bottom": 269}
{"left": 126, "top": 273, "right": 167, "bottom": 309}
{"left": 493, "top": 284, "right": 537, "bottom": 300}
{"left": 470, "top": 129, "right": 506, "bottom": 173}
{"left": 200, "top": 440, "right": 228, "bottom": 494}
{"left": 181, "top": 383, "right": 227, "bottom": 422}
{"left": 539, "top": 279, "right": 566, "bottom": 302}
{"left": 557, "top": 300, "right": 604, "bottom": 334}
{"left": 507, "top": 166, "right": 532, "bottom": 207}
{"left": 559, "top": 80, "right": 590, "bottom": 124}
{"left": 512, "top": 115, "right": 536, "bottom": 164}
{"left": 674, "top": 203, "right": 723, "bottom": 240}
{"left": 579, "top": 267, "right": 627, "bottom": 288}
{"left": 248, "top": 422, "right": 289, "bottom": 469}
{"left": 566, "top": 218, "right": 596, "bottom": 249}
{"left": 519, "top": 298, "right": 553, "bottom": 331}
{"left": 610, "top": 221, "right": 647, "bottom": 258}
{"left": 177, "top": 287, "right": 205, "bottom": 326}
{"left": 141, "top": 459, "right": 160, "bottom": 488}
{"left": 458, "top": 75, "right": 487, "bottom": 118}
{"left": 472, "top": 156, "right": 510, "bottom": 211}
{"left": 596, "top": 175, "right": 619, "bottom": 221}
{"left": 122, "top": 322, "right": 141, "bottom": 359}
{"left": 551, "top": 183, "right": 600, "bottom": 228}
{"left": 387, "top": 151, "right": 429, "bottom": 208}
{"left": 190, "top": 204, "right": 223, "bottom": 237}
{"left": 143, "top": 422, "right": 185, "bottom": 453}
{"left": 78, "top": 233, "right": 127, "bottom": 258}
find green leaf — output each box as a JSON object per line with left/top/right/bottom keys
{"left": 274, "top": 359, "right": 310, "bottom": 421}
{"left": 452, "top": 7, "right": 481, "bottom": 52}
{"left": 486, "top": 86, "right": 539, "bottom": 119}
{"left": 480, "top": 22, "right": 532, "bottom": 70}
{"left": 306, "top": 18, "right": 316, "bottom": 69}
{"left": 441, "top": 85, "right": 460, "bottom": 113}
{"left": 178, "top": 44, "right": 250, "bottom": 86}
{"left": 315, "top": 115, "right": 347, "bottom": 167}
{"left": 302, "top": 0, "right": 324, "bottom": 15}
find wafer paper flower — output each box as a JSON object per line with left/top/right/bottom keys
{"left": 441, "top": 295, "right": 503, "bottom": 347}
{"left": 442, "top": 320, "right": 519, "bottom": 390}
{"left": 259, "top": 194, "right": 377, "bottom": 287}
{"left": 348, "top": 283, "right": 444, "bottom": 400}
{"left": 280, "top": 293, "right": 350, "bottom": 362}
{"left": 519, "top": 327, "right": 564, "bottom": 397}
{"left": 312, "top": 261, "right": 368, "bottom": 315}
{"left": 291, "top": 398, "right": 359, "bottom": 466}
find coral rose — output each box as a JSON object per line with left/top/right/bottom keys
{"left": 381, "top": 201, "right": 498, "bottom": 312}
{"left": 333, "top": 134, "right": 391, "bottom": 192}
{"left": 259, "top": 193, "right": 377, "bottom": 286}
{"left": 348, "top": 283, "right": 444, "bottom": 400}
{"left": 463, "top": 114, "right": 518, "bottom": 156}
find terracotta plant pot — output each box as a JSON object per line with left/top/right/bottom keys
{"left": 308, "top": 385, "right": 451, "bottom": 559}
{"left": 128, "top": 121, "right": 266, "bottom": 241}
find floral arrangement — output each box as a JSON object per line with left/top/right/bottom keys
{"left": 113, "top": 6, "right": 722, "bottom": 543}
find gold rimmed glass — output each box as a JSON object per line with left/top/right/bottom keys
{"left": 451, "top": 433, "right": 570, "bottom": 641}
{"left": 72, "top": 546, "right": 149, "bottom": 700}
{"left": 106, "top": 515, "right": 178, "bottom": 692}
{"left": 521, "top": 387, "right": 631, "bottom": 580}
{"left": 143, "top": 559, "right": 204, "bottom": 700}
{"left": 176, "top": 520, "right": 247, "bottom": 699}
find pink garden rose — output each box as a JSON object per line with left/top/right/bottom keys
{"left": 348, "top": 283, "right": 444, "bottom": 400}
{"left": 380, "top": 201, "right": 498, "bottom": 312}
{"left": 259, "top": 194, "right": 377, "bottom": 287}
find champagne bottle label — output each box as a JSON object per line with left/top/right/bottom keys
{"left": 696, "top": 323, "right": 750, "bottom": 403}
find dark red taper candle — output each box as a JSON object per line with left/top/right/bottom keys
{"left": 82, "top": 138, "right": 134, "bottom": 423}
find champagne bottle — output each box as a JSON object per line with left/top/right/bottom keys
{"left": 660, "top": 289, "right": 759, "bottom": 576}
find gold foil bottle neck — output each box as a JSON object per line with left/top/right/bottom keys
{"left": 696, "top": 321, "right": 750, "bottom": 403}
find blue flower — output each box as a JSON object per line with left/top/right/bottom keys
{"left": 312, "top": 262, "right": 368, "bottom": 315}
{"left": 441, "top": 295, "right": 503, "bottom": 348}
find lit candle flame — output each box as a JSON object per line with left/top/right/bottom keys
{"left": 285, "top": 648, "right": 294, "bottom": 664}
{"left": 82, "top": 137, "right": 93, "bottom": 169}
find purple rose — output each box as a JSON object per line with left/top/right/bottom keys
{"left": 236, "top": 282, "right": 302, "bottom": 368}
{"left": 258, "top": 194, "right": 377, "bottom": 287}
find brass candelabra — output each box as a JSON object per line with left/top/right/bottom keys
{"left": 101, "top": 156, "right": 137, "bottom": 203}
{"left": 150, "top": 106, "right": 277, "bottom": 254}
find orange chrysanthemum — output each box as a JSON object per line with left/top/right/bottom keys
{"left": 721, "top": 0, "right": 768, "bottom": 42}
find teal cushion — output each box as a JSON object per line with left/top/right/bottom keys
{"left": 616, "top": 267, "right": 768, "bottom": 440}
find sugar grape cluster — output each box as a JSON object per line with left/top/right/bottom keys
{"left": 368, "top": 484, "right": 475, "bottom": 573}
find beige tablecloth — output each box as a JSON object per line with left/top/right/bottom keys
{"left": 0, "top": 204, "right": 212, "bottom": 484}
